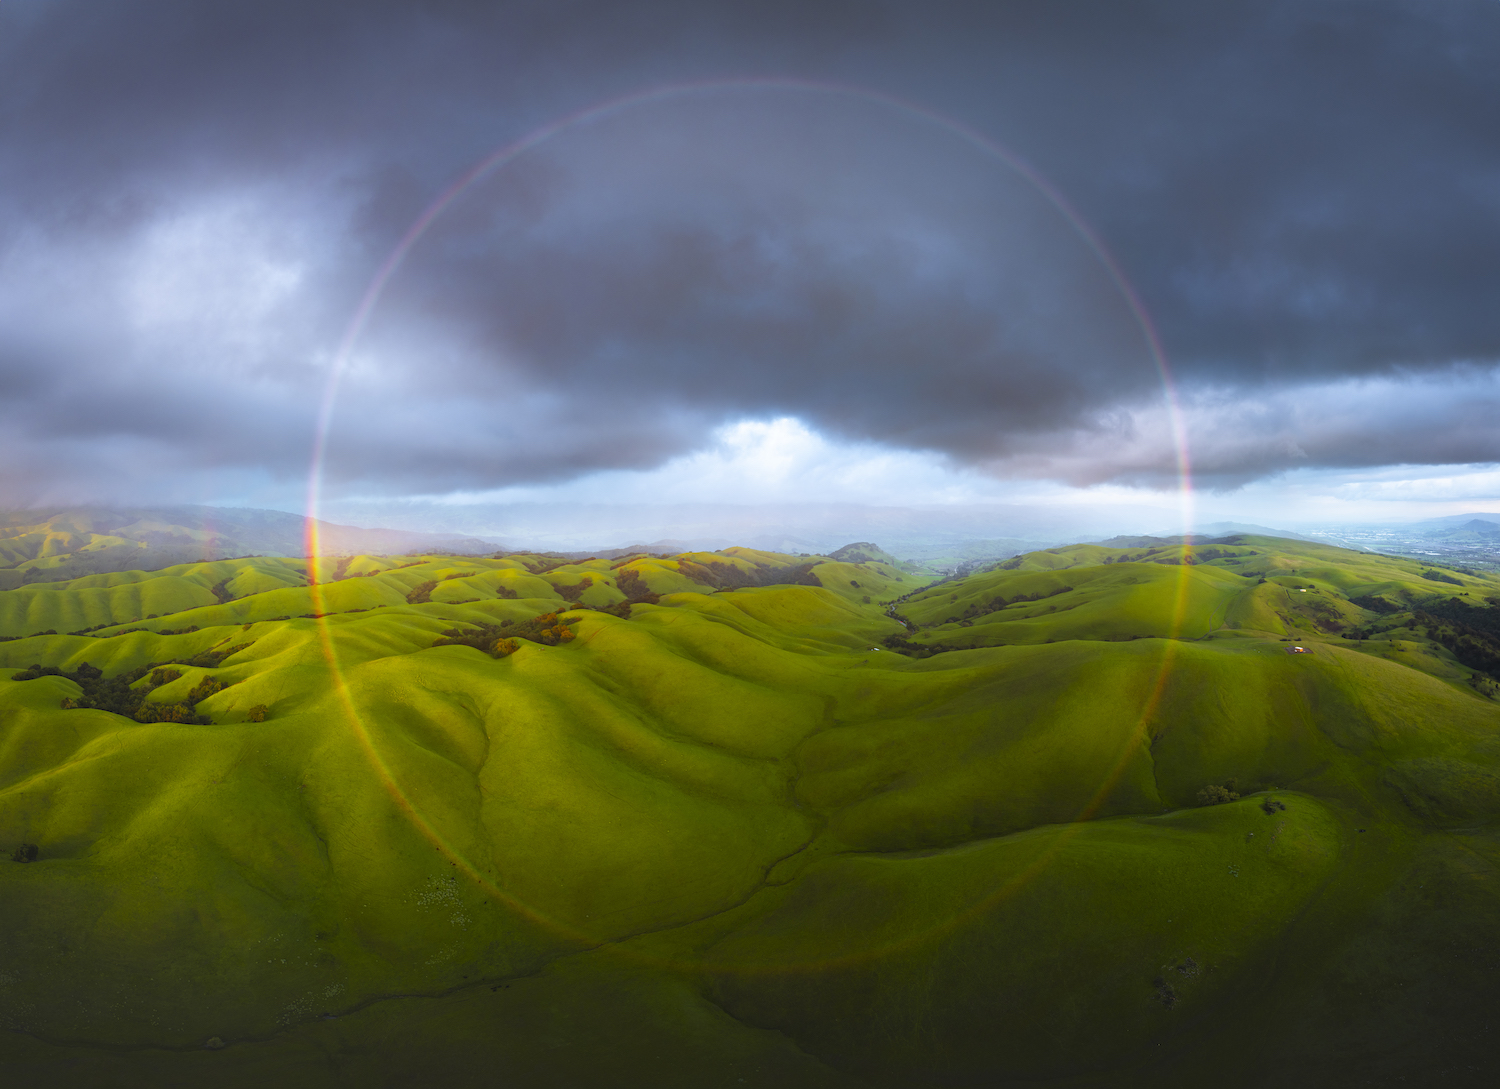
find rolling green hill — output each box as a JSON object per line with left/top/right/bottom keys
{"left": 2, "top": 538, "right": 1499, "bottom": 1086}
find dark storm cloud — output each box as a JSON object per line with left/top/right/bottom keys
{"left": 1, "top": 0, "right": 1498, "bottom": 505}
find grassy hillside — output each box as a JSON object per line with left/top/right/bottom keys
{"left": 2, "top": 538, "right": 1499, "bottom": 1086}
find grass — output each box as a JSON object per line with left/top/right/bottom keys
{"left": 1, "top": 539, "right": 1499, "bottom": 1085}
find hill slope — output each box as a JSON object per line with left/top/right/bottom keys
{"left": 2, "top": 540, "right": 1499, "bottom": 1086}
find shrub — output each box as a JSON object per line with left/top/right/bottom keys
{"left": 406, "top": 580, "right": 438, "bottom": 604}
{"left": 247, "top": 704, "right": 269, "bottom": 723}
{"left": 11, "top": 843, "right": 38, "bottom": 863}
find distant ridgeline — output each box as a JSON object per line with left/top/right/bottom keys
{"left": 0, "top": 506, "right": 496, "bottom": 586}
{"left": 3, "top": 535, "right": 1500, "bottom": 1085}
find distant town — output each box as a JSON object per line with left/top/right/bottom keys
{"left": 1302, "top": 516, "right": 1500, "bottom": 573}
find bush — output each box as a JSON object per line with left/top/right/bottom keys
{"left": 246, "top": 704, "right": 268, "bottom": 722}
{"left": 11, "top": 843, "right": 38, "bottom": 863}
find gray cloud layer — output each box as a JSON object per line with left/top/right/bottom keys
{"left": 2, "top": 0, "right": 1497, "bottom": 505}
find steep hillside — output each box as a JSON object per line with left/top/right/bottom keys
{"left": 2, "top": 540, "right": 1499, "bottom": 1086}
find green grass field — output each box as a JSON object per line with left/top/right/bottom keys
{"left": 2, "top": 537, "right": 1499, "bottom": 1086}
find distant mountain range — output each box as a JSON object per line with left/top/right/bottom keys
{"left": 1413, "top": 512, "right": 1500, "bottom": 528}
{"left": 1135, "top": 521, "right": 1325, "bottom": 545}
{"left": 0, "top": 507, "right": 497, "bottom": 586}
{"left": 312, "top": 500, "right": 1142, "bottom": 558}
{"left": 1425, "top": 518, "right": 1500, "bottom": 543}
{"left": 10, "top": 505, "right": 1469, "bottom": 586}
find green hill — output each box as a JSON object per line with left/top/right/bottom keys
{"left": 2, "top": 539, "right": 1499, "bottom": 1086}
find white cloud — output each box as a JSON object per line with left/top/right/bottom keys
{"left": 423, "top": 417, "right": 994, "bottom": 506}
{"left": 128, "top": 197, "right": 305, "bottom": 340}
{"left": 387, "top": 401, "right": 1499, "bottom": 532}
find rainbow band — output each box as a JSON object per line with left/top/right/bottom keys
{"left": 300, "top": 78, "right": 1197, "bottom": 961}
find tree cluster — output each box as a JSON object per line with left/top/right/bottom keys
{"left": 1415, "top": 610, "right": 1500, "bottom": 681}
{"left": 881, "top": 634, "right": 954, "bottom": 659}
{"left": 12, "top": 660, "right": 220, "bottom": 724}
{"left": 432, "top": 612, "right": 577, "bottom": 658}
{"left": 1196, "top": 783, "right": 1240, "bottom": 806}
{"left": 551, "top": 576, "right": 595, "bottom": 602}
{"left": 677, "top": 559, "right": 822, "bottom": 590}
{"left": 941, "top": 585, "right": 1073, "bottom": 626}
{"left": 1349, "top": 594, "right": 1401, "bottom": 615}
{"left": 608, "top": 569, "right": 661, "bottom": 614}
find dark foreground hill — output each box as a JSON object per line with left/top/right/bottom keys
{"left": 2, "top": 538, "right": 1499, "bottom": 1086}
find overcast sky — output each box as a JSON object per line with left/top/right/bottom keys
{"left": 2, "top": 0, "right": 1498, "bottom": 528}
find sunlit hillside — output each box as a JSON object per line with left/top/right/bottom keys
{"left": 2, "top": 537, "right": 1499, "bottom": 1086}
